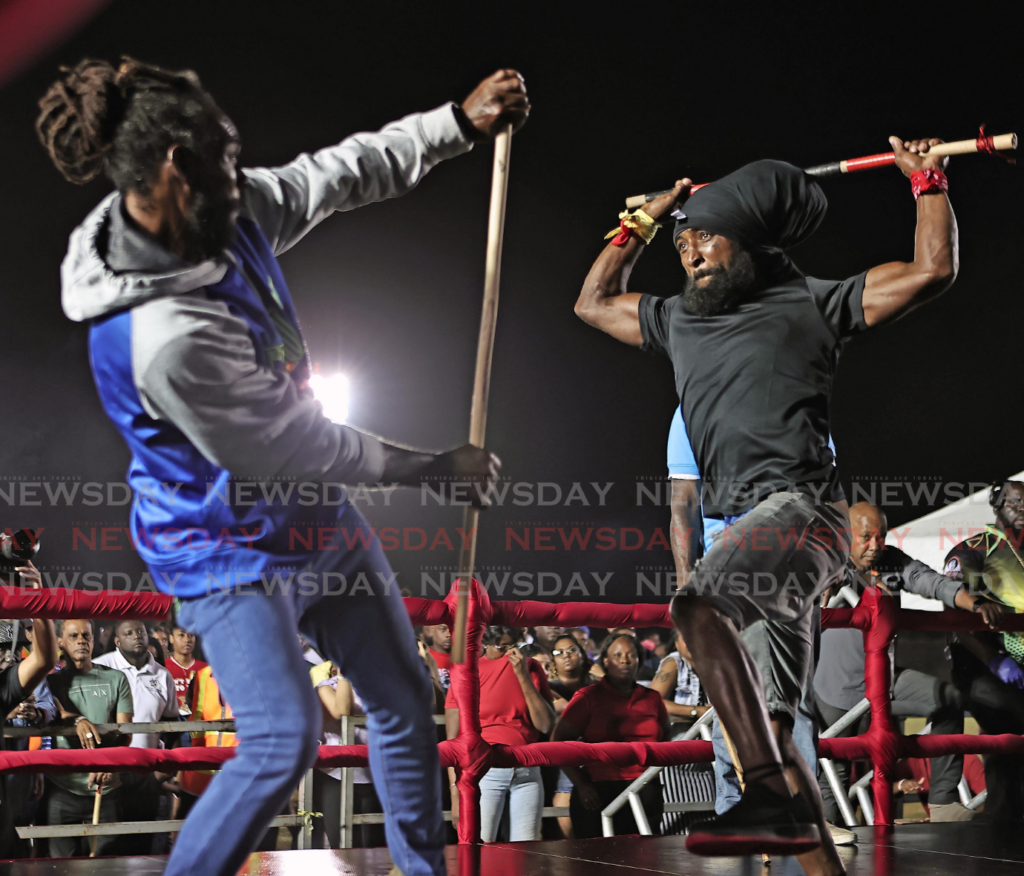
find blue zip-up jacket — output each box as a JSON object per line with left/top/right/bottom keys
{"left": 61, "top": 104, "right": 473, "bottom": 597}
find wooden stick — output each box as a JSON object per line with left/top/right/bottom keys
{"left": 720, "top": 723, "right": 745, "bottom": 790}
{"left": 89, "top": 777, "right": 104, "bottom": 857}
{"left": 837, "top": 132, "right": 1017, "bottom": 174}
{"left": 721, "top": 724, "right": 771, "bottom": 865}
{"left": 624, "top": 132, "right": 1017, "bottom": 208}
{"left": 451, "top": 125, "right": 513, "bottom": 665}
{"left": 843, "top": 132, "right": 1019, "bottom": 165}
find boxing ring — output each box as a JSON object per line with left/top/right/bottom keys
{"left": 2, "top": 582, "right": 1024, "bottom": 874}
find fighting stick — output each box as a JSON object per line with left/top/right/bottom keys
{"left": 89, "top": 776, "right": 104, "bottom": 857}
{"left": 624, "top": 131, "right": 1017, "bottom": 208}
{"left": 720, "top": 723, "right": 746, "bottom": 789}
{"left": 452, "top": 125, "right": 512, "bottom": 665}
{"left": 720, "top": 723, "right": 772, "bottom": 864}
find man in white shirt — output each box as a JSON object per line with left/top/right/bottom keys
{"left": 94, "top": 620, "right": 179, "bottom": 853}
{"left": 95, "top": 620, "right": 178, "bottom": 748}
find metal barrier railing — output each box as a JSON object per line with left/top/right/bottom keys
{"left": 335, "top": 713, "right": 572, "bottom": 846}
{"left": 10, "top": 718, "right": 287, "bottom": 846}
{"left": 829, "top": 717, "right": 987, "bottom": 825}
{"left": 4, "top": 720, "right": 236, "bottom": 738}
{"left": 817, "top": 697, "right": 871, "bottom": 827}
{"left": 16, "top": 814, "right": 305, "bottom": 842}
{"left": 8, "top": 712, "right": 568, "bottom": 848}
{"left": 5, "top": 581, "right": 1024, "bottom": 848}
{"left": 599, "top": 708, "right": 716, "bottom": 837}
{"left": 818, "top": 585, "right": 988, "bottom": 825}
{"left": 8, "top": 712, "right": 563, "bottom": 847}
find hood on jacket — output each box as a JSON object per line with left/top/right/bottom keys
{"left": 61, "top": 192, "right": 229, "bottom": 322}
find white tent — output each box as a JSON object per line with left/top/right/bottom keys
{"left": 884, "top": 472, "right": 1024, "bottom": 610}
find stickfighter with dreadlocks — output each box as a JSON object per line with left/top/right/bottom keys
{"left": 38, "top": 58, "right": 527, "bottom": 876}
{"left": 576, "top": 144, "right": 957, "bottom": 874}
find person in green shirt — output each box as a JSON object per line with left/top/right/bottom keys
{"left": 45, "top": 619, "right": 133, "bottom": 858}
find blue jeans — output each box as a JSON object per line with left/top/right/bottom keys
{"left": 478, "top": 766, "right": 544, "bottom": 842}
{"left": 165, "top": 503, "right": 444, "bottom": 876}
{"left": 713, "top": 707, "right": 818, "bottom": 815}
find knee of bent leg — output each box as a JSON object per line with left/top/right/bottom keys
{"left": 670, "top": 590, "right": 706, "bottom": 627}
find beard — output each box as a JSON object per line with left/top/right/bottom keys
{"left": 184, "top": 188, "right": 239, "bottom": 262}
{"left": 998, "top": 510, "right": 1024, "bottom": 533}
{"left": 682, "top": 248, "right": 758, "bottom": 317}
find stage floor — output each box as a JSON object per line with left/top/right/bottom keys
{"left": 1, "top": 824, "right": 1021, "bottom": 875}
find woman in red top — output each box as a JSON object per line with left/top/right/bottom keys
{"left": 445, "top": 626, "right": 554, "bottom": 842}
{"left": 553, "top": 633, "right": 670, "bottom": 838}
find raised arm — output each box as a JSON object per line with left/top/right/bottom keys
{"left": 243, "top": 70, "right": 529, "bottom": 256}
{"left": 507, "top": 650, "right": 555, "bottom": 735}
{"left": 861, "top": 138, "right": 958, "bottom": 327}
{"left": 16, "top": 562, "right": 59, "bottom": 693}
{"left": 574, "top": 179, "right": 690, "bottom": 345}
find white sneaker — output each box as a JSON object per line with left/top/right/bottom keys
{"left": 826, "top": 821, "right": 857, "bottom": 845}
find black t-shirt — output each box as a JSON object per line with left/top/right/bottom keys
{"left": 638, "top": 269, "right": 868, "bottom": 518}
{"left": 0, "top": 665, "right": 28, "bottom": 752}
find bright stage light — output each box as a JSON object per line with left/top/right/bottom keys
{"left": 309, "top": 373, "right": 350, "bottom": 425}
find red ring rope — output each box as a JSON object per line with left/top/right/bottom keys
{"left": 5, "top": 581, "right": 1024, "bottom": 836}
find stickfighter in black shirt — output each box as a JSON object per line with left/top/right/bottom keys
{"left": 576, "top": 139, "right": 956, "bottom": 873}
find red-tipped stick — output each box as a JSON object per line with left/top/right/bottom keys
{"left": 624, "top": 131, "right": 1016, "bottom": 210}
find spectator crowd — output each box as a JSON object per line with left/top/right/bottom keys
{"left": 1, "top": 484, "right": 1024, "bottom": 856}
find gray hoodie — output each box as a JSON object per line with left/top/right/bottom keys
{"left": 62, "top": 103, "right": 472, "bottom": 488}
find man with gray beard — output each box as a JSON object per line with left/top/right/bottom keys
{"left": 576, "top": 139, "right": 957, "bottom": 874}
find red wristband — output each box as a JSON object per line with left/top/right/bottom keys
{"left": 610, "top": 220, "right": 633, "bottom": 247}
{"left": 910, "top": 169, "right": 948, "bottom": 200}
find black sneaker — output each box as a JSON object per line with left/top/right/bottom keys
{"left": 686, "top": 783, "right": 822, "bottom": 857}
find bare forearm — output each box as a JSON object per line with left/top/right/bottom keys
{"left": 662, "top": 700, "right": 696, "bottom": 718}
{"left": 670, "top": 524, "right": 695, "bottom": 589}
{"left": 914, "top": 192, "right": 958, "bottom": 282}
{"left": 519, "top": 677, "right": 554, "bottom": 734}
{"left": 574, "top": 237, "right": 646, "bottom": 345}
{"left": 580, "top": 237, "right": 643, "bottom": 305}
{"left": 954, "top": 589, "right": 978, "bottom": 613}
{"left": 18, "top": 619, "right": 58, "bottom": 691}
{"left": 670, "top": 480, "right": 703, "bottom": 589}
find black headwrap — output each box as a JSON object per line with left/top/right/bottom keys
{"left": 673, "top": 159, "right": 827, "bottom": 251}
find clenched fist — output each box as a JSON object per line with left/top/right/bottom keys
{"left": 890, "top": 137, "right": 949, "bottom": 177}
{"left": 462, "top": 69, "right": 530, "bottom": 140}
{"left": 431, "top": 444, "right": 502, "bottom": 508}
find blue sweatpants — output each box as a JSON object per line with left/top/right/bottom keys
{"left": 164, "top": 503, "right": 444, "bottom": 876}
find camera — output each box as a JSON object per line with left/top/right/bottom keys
{"left": 1, "top": 529, "right": 40, "bottom": 579}
{"left": 1, "top": 529, "right": 40, "bottom": 563}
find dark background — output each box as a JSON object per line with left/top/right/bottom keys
{"left": 0, "top": 1, "right": 1020, "bottom": 602}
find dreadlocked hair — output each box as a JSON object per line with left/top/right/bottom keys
{"left": 36, "top": 57, "right": 221, "bottom": 192}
